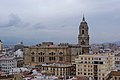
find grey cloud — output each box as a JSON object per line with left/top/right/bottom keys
{"left": 33, "top": 23, "right": 47, "bottom": 29}
{"left": 0, "top": 0, "right": 120, "bottom": 44}
{"left": 8, "top": 14, "right": 21, "bottom": 27}
{"left": 0, "top": 13, "right": 30, "bottom": 28}
{"left": 0, "top": 13, "right": 21, "bottom": 28}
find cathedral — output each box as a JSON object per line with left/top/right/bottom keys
{"left": 24, "top": 16, "right": 89, "bottom": 66}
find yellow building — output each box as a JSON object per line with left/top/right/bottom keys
{"left": 74, "top": 53, "right": 115, "bottom": 80}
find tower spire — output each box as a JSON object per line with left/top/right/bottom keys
{"left": 78, "top": 15, "right": 89, "bottom": 54}
{"left": 82, "top": 14, "right": 85, "bottom": 21}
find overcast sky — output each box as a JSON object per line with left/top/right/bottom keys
{"left": 0, "top": 0, "right": 120, "bottom": 45}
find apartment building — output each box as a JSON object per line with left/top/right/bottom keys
{"left": 74, "top": 53, "right": 115, "bottom": 80}
{"left": 0, "top": 56, "right": 17, "bottom": 74}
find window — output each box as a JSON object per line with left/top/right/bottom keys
{"left": 40, "top": 52, "right": 42, "bottom": 55}
{"left": 84, "top": 73, "right": 86, "bottom": 75}
{"left": 39, "top": 57, "right": 41, "bottom": 62}
{"left": 31, "top": 57, "right": 34, "bottom": 62}
{"left": 38, "top": 53, "right": 40, "bottom": 55}
{"left": 82, "top": 30, "right": 84, "bottom": 34}
{"left": 31, "top": 52, "right": 35, "bottom": 55}
{"left": 59, "top": 52, "right": 63, "bottom": 55}
{"left": 81, "top": 41, "right": 85, "bottom": 45}
{"left": 59, "top": 57, "right": 63, "bottom": 61}
{"left": 94, "top": 61, "right": 98, "bottom": 64}
{"left": 43, "top": 57, "right": 44, "bottom": 62}
{"left": 54, "top": 57, "right": 55, "bottom": 60}
{"left": 82, "top": 49, "right": 84, "bottom": 54}
{"left": 41, "top": 57, "right": 43, "bottom": 62}
{"left": 49, "top": 57, "right": 51, "bottom": 61}
{"left": 51, "top": 52, "right": 53, "bottom": 55}
{"left": 52, "top": 57, "right": 54, "bottom": 60}
{"left": 100, "top": 62, "right": 103, "bottom": 64}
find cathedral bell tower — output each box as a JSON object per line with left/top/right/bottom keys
{"left": 78, "top": 16, "right": 89, "bottom": 54}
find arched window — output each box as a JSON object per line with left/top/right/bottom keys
{"left": 31, "top": 52, "right": 35, "bottom": 55}
{"left": 81, "top": 41, "right": 85, "bottom": 45}
{"left": 59, "top": 52, "right": 63, "bottom": 55}
{"left": 82, "top": 30, "right": 84, "bottom": 34}
{"left": 49, "top": 57, "right": 51, "bottom": 61}
{"left": 39, "top": 57, "right": 40, "bottom": 62}
{"left": 40, "top": 52, "right": 42, "bottom": 55}
{"left": 43, "top": 57, "right": 44, "bottom": 62}
{"left": 31, "top": 57, "right": 34, "bottom": 62}
{"left": 54, "top": 57, "right": 55, "bottom": 60}
{"left": 51, "top": 52, "right": 53, "bottom": 55}
{"left": 82, "top": 49, "right": 84, "bottom": 54}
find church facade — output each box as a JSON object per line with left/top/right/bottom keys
{"left": 23, "top": 16, "right": 89, "bottom": 66}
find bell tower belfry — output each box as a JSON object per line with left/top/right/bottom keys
{"left": 78, "top": 16, "right": 89, "bottom": 54}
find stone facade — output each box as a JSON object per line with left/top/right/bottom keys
{"left": 24, "top": 43, "right": 81, "bottom": 66}
{"left": 0, "top": 40, "right": 3, "bottom": 51}
{"left": 41, "top": 63, "right": 75, "bottom": 77}
{"left": 78, "top": 16, "right": 89, "bottom": 54}
{"left": 23, "top": 16, "right": 90, "bottom": 66}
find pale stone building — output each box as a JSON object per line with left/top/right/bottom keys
{"left": 0, "top": 40, "right": 5, "bottom": 56}
{"left": 23, "top": 16, "right": 90, "bottom": 66}
{"left": 74, "top": 53, "right": 115, "bottom": 80}
{"left": 41, "top": 62, "right": 75, "bottom": 77}
{"left": 0, "top": 40, "right": 3, "bottom": 51}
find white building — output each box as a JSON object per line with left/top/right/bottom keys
{"left": 9, "top": 67, "right": 29, "bottom": 74}
{"left": 0, "top": 55, "right": 17, "bottom": 74}
{"left": 14, "top": 49, "right": 23, "bottom": 58}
